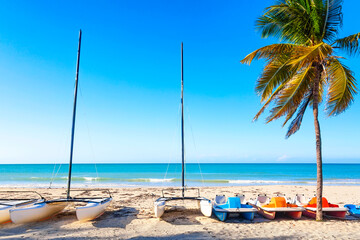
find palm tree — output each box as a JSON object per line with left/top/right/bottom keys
{"left": 241, "top": 0, "right": 359, "bottom": 220}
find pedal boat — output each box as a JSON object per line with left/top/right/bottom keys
{"left": 344, "top": 204, "right": 360, "bottom": 218}
{"left": 212, "top": 195, "right": 257, "bottom": 221}
{"left": 293, "top": 195, "right": 347, "bottom": 219}
{"left": 250, "top": 195, "right": 303, "bottom": 220}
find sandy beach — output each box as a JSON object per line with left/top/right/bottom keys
{"left": 0, "top": 185, "right": 360, "bottom": 239}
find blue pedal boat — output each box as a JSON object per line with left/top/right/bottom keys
{"left": 212, "top": 195, "right": 257, "bottom": 221}
{"left": 344, "top": 204, "right": 360, "bottom": 217}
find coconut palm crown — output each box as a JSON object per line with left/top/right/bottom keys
{"left": 241, "top": 0, "right": 359, "bottom": 220}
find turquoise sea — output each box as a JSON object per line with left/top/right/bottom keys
{"left": 0, "top": 163, "right": 359, "bottom": 188}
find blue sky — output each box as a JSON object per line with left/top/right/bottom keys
{"left": 0, "top": 0, "right": 359, "bottom": 164}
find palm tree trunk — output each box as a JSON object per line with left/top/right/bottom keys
{"left": 313, "top": 64, "right": 323, "bottom": 221}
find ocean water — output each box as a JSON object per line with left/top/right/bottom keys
{"left": 0, "top": 163, "right": 359, "bottom": 188}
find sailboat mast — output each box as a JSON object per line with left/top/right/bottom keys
{"left": 181, "top": 42, "right": 185, "bottom": 198}
{"left": 67, "top": 30, "right": 82, "bottom": 199}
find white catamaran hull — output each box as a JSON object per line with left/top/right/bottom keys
{"left": 10, "top": 202, "right": 68, "bottom": 224}
{"left": 199, "top": 200, "right": 212, "bottom": 217}
{"left": 76, "top": 198, "right": 112, "bottom": 221}
{"left": 0, "top": 200, "right": 43, "bottom": 224}
{"left": 154, "top": 200, "right": 166, "bottom": 218}
{"left": 0, "top": 205, "right": 12, "bottom": 224}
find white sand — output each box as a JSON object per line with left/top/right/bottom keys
{"left": 1, "top": 185, "right": 360, "bottom": 239}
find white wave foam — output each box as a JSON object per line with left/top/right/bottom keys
{"left": 324, "top": 180, "right": 360, "bottom": 185}
{"left": 83, "top": 177, "right": 98, "bottom": 181}
{"left": 228, "top": 180, "right": 295, "bottom": 184}
{"left": 149, "top": 178, "right": 174, "bottom": 183}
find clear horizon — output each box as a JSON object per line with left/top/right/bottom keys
{"left": 0, "top": 0, "right": 359, "bottom": 164}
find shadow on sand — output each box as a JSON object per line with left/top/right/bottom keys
{"left": 159, "top": 207, "right": 204, "bottom": 225}
{"left": 92, "top": 207, "right": 139, "bottom": 228}
{"left": 127, "top": 233, "right": 296, "bottom": 240}
{"left": 0, "top": 207, "right": 139, "bottom": 238}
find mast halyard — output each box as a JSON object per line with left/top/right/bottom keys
{"left": 67, "top": 30, "right": 82, "bottom": 199}
{"left": 181, "top": 42, "right": 185, "bottom": 198}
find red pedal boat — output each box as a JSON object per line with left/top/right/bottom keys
{"left": 293, "top": 194, "right": 347, "bottom": 219}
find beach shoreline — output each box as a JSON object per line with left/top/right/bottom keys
{"left": 1, "top": 185, "right": 360, "bottom": 239}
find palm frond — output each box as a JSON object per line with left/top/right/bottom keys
{"left": 240, "top": 44, "right": 296, "bottom": 65}
{"left": 253, "top": 80, "right": 289, "bottom": 122}
{"left": 256, "top": 58, "right": 296, "bottom": 102}
{"left": 326, "top": 58, "right": 357, "bottom": 115}
{"left": 287, "top": 43, "right": 332, "bottom": 68}
{"left": 266, "top": 64, "right": 314, "bottom": 122}
{"left": 285, "top": 91, "right": 313, "bottom": 138}
{"left": 321, "top": 0, "right": 343, "bottom": 42}
{"left": 335, "top": 33, "right": 360, "bottom": 55}
{"left": 256, "top": 2, "right": 314, "bottom": 44}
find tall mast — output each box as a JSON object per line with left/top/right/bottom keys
{"left": 67, "top": 30, "right": 82, "bottom": 199}
{"left": 181, "top": 42, "right": 185, "bottom": 198}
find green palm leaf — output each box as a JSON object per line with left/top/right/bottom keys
{"left": 266, "top": 64, "right": 314, "bottom": 123}
{"left": 242, "top": 0, "right": 358, "bottom": 222}
{"left": 285, "top": 92, "right": 313, "bottom": 138}
{"left": 321, "top": 0, "right": 343, "bottom": 42}
{"left": 256, "top": 59, "right": 295, "bottom": 101}
{"left": 335, "top": 33, "right": 360, "bottom": 55}
{"left": 326, "top": 58, "right": 357, "bottom": 115}
{"left": 240, "top": 44, "right": 296, "bottom": 65}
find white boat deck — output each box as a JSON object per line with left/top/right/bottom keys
{"left": 260, "top": 207, "right": 304, "bottom": 212}
{"left": 305, "top": 207, "right": 348, "bottom": 212}
{"left": 213, "top": 207, "right": 257, "bottom": 213}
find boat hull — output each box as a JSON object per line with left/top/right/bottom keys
{"left": 303, "top": 209, "right": 316, "bottom": 219}
{"left": 257, "top": 209, "right": 303, "bottom": 220}
{"left": 213, "top": 211, "right": 227, "bottom": 221}
{"left": 250, "top": 204, "right": 303, "bottom": 220}
{"left": 0, "top": 200, "right": 43, "bottom": 224}
{"left": 0, "top": 205, "right": 12, "bottom": 224}
{"left": 344, "top": 204, "right": 360, "bottom": 218}
{"left": 286, "top": 211, "right": 302, "bottom": 220}
{"left": 325, "top": 210, "right": 347, "bottom": 219}
{"left": 76, "top": 198, "right": 112, "bottom": 221}
{"left": 240, "top": 211, "right": 255, "bottom": 221}
{"left": 303, "top": 208, "right": 347, "bottom": 219}
{"left": 154, "top": 200, "right": 166, "bottom": 218}
{"left": 256, "top": 208, "right": 276, "bottom": 220}
{"left": 200, "top": 200, "right": 212, "bottom": 217}
{"left": 10, "top": 202, "right": 68, "bottom": 224}
{"left": 213, "top": 209, "right": 255, "bottom": 221}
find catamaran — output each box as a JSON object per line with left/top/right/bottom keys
{"left": 0, "top": 191, "right": 44, "bottom": 224}
{"left": 154, "top": 43, "right": 212, "bottom": 218}
{"left": 10, "top": 30, "right": 112, "bottom": 224}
